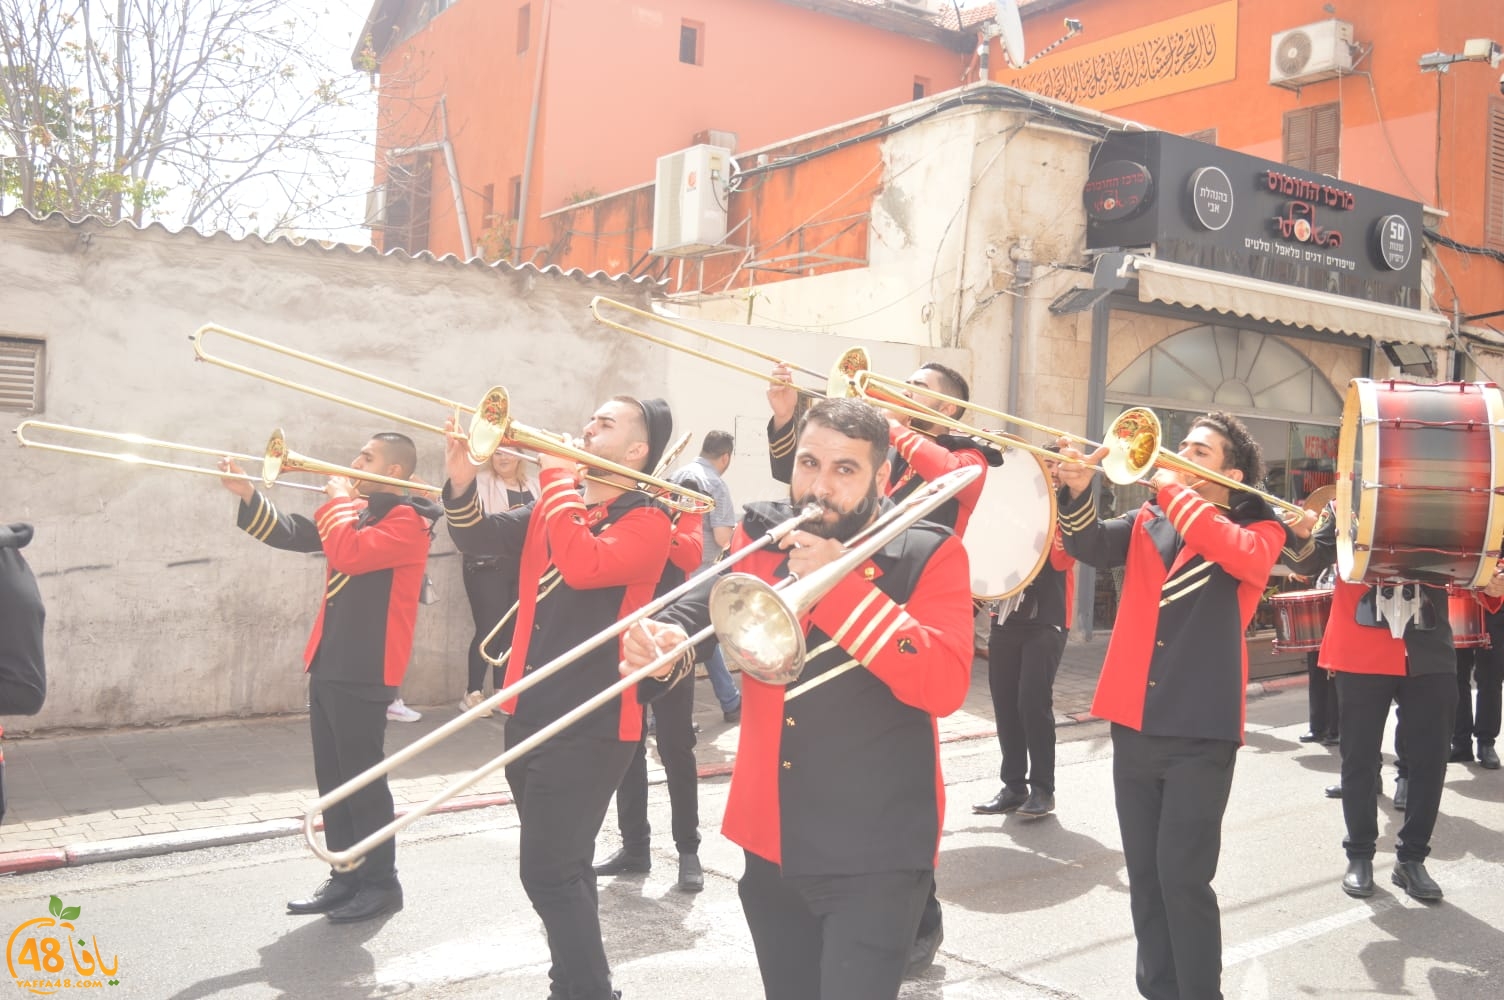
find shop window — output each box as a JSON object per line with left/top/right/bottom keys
{"left": 680, "top": 20, "right": 703, "bottom": 66}
{"left": 0, "top": 336, "right": 44, "bottom": 413}
{"left": 1487, "top": 99, "right": 1504, "bottom": 251}
{"left": 1283, "top": 103, "right": 1340, "bottom": 176}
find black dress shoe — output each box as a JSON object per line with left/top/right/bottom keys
{"left": 594, "top": 847, "right": 651, "bottom": 876}
{"left": 973, "top": 787, "right": 1029, "bottom": 814}
{"left": 325, "top": 881, "right": 403, "bottom": 923}
{"left": 1392, "top": 861, "right": 1443, "bottom": 901}
{"left": 287, "top": 877, "right": 359, "bottom": 915}
{"left": 1017, "top": 791, "right": 1055, "bottom": 819}
{"left": 723, "top": 706, "right": 741, "bottom": 724}
{"left": 1479, "top": 745, "right": 1500, "bottom": 770}
{"left": 1322, "top": 733, "right": 1341, "bottom": 747}
{"left": 903, "top": 925, "right": 943, "bottom": 979}
{"left": 1393, "top": 777, "right": 1408, "bottom": 812}
{"left": 1324, "top": 784, "right": 1343, "bottom": 799}
{"left": 676, "top": 853, "right": 704, "bottom": 893}
{"left": 1449, "top": 744, "right": 1475, "bottom": 764}
{"left": 1341, "top": 859, "right": 1374, "bottom": 898}
{"left": 1299, "top": 730, "right": 1322, "bottom": 743}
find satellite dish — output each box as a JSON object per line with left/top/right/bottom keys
{"left": 997, "top": 0, "right": 1026, "bottom": 69}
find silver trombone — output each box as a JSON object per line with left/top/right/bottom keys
{"left": 302, "top": 465, "right": 979, "bottom": 871}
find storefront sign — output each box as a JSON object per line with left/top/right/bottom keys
{"left": 1084, "top": 160, "right": 1154, "bottom": 221}
{"left": 1085, "top": 132, "right": 1424, "bottom": 309}
{"left": 997, "top": 1, "right": 1238, "bottom": 111}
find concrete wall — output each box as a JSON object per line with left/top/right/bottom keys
{"left": 0, "top": 215, "right": 673, "bottom": 732}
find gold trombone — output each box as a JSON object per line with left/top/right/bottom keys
{"left": 301, "top": 465, "right": 979, "bottom": 871}
{"left": 590, "top": 298, "right": 1304, "bottom": 517}
{"left": 191, "top": 322, "right": 714, "bottom": 514}
{"left": 13, "top": 420, "right": 436, "bottom": 495}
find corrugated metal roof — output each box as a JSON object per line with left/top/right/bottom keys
{"left": 0, "top": 207, "right": 662, "bottom": 289}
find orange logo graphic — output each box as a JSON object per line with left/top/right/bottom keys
{"left": 5, "top": 896, "right": 120, "bottom": 994}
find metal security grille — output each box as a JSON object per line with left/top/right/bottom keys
{"left": 0, "top": 336, "right": 45, "bottom": 413}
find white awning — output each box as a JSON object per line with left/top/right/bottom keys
{"left": 1128, "top": 255, "right": 1452, "bottom": 349}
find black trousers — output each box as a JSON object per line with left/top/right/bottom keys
{"left": 1111, "top": 724, "right": 1237, "bottom": 1000}
{"left": 1336, "top": 671, "right": 1454, "bottom": 863}
{"left": 462, "top": 562, "right": 515, "bottom": 694}
{"left": 738, "top": 851, "right": 929, "bottom": 1000}
{"left": 612, "top": 670, "right": 700, "bottom": 855}
{"left": 1455, "top": 646, "right": 1503, "bottom": 748}
{"left": 505, "top": 718, "right": 635, "bottom": 1000}
{"left": 988, "top": 623, "right": 1067, "bottom": 793}
{"left": 1306, "top": 650, "right": 1339, "bottom": 739}
{"left": 308, "top": 678, "right": 396, "bottom": 885}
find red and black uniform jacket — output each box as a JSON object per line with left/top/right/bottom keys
{"left": 656, "top": 509, "right": 705, "bottom": 599}
{"left": 443, "top": 468, "right": 671, "bottom": 742}
{"left": 237, "top": 491, "right": 438, "bottom": 687}
{"left": 644, "top": 499, "right": 973, "bottom": 876}
{"left": 1283, "top": 501, "right": 1503, "bottom": 677}
{"left": 998, "top": 531, "right": 1075, "bottom": 631}
{"left": 1059, "top": 484, "right": 1284, "bottom": 743}
{"left": 767, "top": 415, "right": 1000, "bottom": 534}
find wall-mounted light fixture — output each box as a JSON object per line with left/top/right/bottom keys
{"left": 1381, "top": 342, "right": 1437, "bottom": 378}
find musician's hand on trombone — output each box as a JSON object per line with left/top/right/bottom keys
{"left": 779, "top": 529, "right": 844, "bottom": 580}
{"left": 768, "top": 363, "right": 800, "bottom": 427}
{"left": 1280, "top": 506, "right": 1319, "bottom": 539}
{"left": 1053, "top": 438, "right": 1107, "bottom": 499}
{"left": 217, "top": 457, "right": 255, "bottom": 501}
{"left": 621, "top": 619, "right": 690, "bottom": 679}
{"left": 443, "top": 415, "right": 479, "bottom": 494}
{"left": 325, "top": 476, "right": 359, "bottom": 501}
{"left": 1482, "top": 568, "right": 1504, "bottom": 599}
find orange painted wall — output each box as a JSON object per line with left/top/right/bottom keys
{"left": 998, "top": 0, "right": 1504, "bottom": 323}
{"left": 373, "top": 0, "right": 968, "bottom": 263}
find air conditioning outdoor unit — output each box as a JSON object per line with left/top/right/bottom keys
{"left": 1270, "top": 20, "right": 1354, "bottom": 88}
{"left": 651, "top": 144, "right": 731, "bottom": 256}
{"left": 888, "top": 0, "right": 942, "bottom": 15}
{"left": 363, "top": 186, "right": 387, "bottom": 228}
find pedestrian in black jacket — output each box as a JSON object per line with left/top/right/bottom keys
{"left": 1, "top": 522, "right": 48, "bottom": 824}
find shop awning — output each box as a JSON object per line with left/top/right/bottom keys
{"left": 1128, "top": 255, "right": 1452, "bottom": 349}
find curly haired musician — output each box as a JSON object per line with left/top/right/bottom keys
{"left": 766, "top": 360, "right": 997, "bottom": 974}
{"left": 442, "top": 396, "right": 674, "bottom": 1000}
{"left": 219, "top": 432, "right": 438, "bottom": 924}
{"left": 1055, "top": 411, "right": 1283, "bottom": 1000}
{"left": 627, "top": 398, "right": 973, "bottom": 1000}
{"left": 1284, "top": 502, "right": 1504, "bottom": 902}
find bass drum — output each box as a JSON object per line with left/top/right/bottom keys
{"left": 965, "top": 446, "right": 1057, "bottom": 601}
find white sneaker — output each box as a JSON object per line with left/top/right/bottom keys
{"left": 458, "top": 690, "right": 493, "bottom": 717}
{"left": 387, "top": 699, "right": 422, "bottom": 723}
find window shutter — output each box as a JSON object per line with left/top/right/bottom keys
{"left": 1487, "top": 100, "right": 1504, "bottom": 251}
{"left": 1283, "top": 108, "right": 1311, "bottom": 169}
{"left": 1312, "top": 103, "right": 1341, "bottom": 176}
{"left": 0, "top": 336, "right": 44, "bottom": 413}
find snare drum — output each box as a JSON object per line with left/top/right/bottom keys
{"left": 965, "top": 449, "right": 1057, "bottom": 601}
{"left": 1336, "top": 379, "right": 1504, "bottom": 588}
{"left": 1446, "top": 586, "right": 1491, "bottom": 649}
{"left": 1271, "top": 589, "right": 1333, "bottom": 653}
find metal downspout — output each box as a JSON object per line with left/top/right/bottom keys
{"left": 1006, "top": 239, "right": 1033, "bottom": 414}
{"left": 438, "top": 96, "right": 473, "bottom": 258}
{"left": 514, "top": 0, "right": 551, "bottom": 259}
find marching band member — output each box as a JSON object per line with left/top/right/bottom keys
{"left": 1284, "top": 504, "right": 1504, "bottom": 901}
{"left": 766, "top": 361, "right": 997, "bottom": 973}
{"left": 975, "top": 446, "right": 1075, "bottom": 820}
{"left": 595, "top": 500, "right": 706, "bottom": 892}
{"left": 626, "top": 398, "right": 973, "bottom": 1000}
{"left": 442, "top": 396, "right": 675, "bottom": 1000}
{"left": 219, "top": 432, "right": 438, "bottom": 924}
{"left": 1055, "top": 411, "right": 1282, "bottom": 1000}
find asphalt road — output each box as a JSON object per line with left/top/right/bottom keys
{"left": 2, "top": 689, "right": 1502, "bottom": 999}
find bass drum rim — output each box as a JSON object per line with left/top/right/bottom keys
{"left": 964, "top": 443, "right": 1058, "bottom": 602}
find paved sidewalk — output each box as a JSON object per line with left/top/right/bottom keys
{"left": 0, "top": 636, "right": 1304, "bottom": 874}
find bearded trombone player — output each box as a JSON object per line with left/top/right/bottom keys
{"left": 624, "top": 397, "right": 973, "bottom": 1000}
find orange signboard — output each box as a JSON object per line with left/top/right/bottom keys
{"left": 1000, "top": 1, "right": 1239, "bottom": 111}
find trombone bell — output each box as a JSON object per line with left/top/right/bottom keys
{"left": 1101, "top": 408, "right": 1162, "bottom": 485}
{"left": 710, "top": 576, "right": 807, "bottom": 686}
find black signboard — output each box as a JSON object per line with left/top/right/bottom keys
{"left": 1085, "top": 132, "right": 1424, "bottom": 309}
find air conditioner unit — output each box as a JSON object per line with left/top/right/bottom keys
{"left": 888, "top": 0, "right": 942, "bottom": 16}
{"left": 1270, "top": 21, "right": 1354, "bottom": 88}
{"left": 652, "top": 144, "right": 731, "bottom": 256}
{"left": 363, "top": 186, "right": 387, "bottom": 228}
